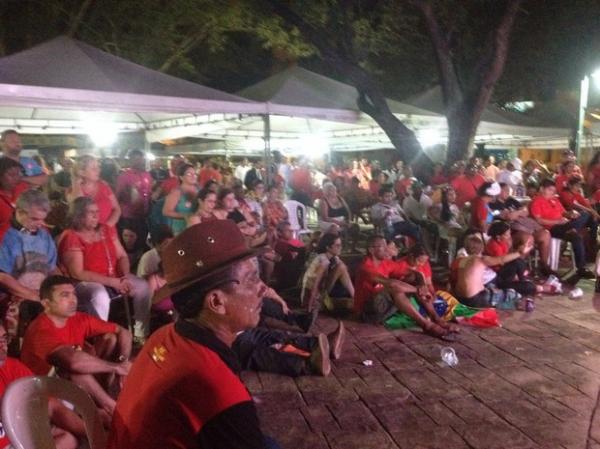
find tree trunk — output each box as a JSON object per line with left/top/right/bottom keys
{"left": 446, "top": 110, "right": 478, "bottom": 163}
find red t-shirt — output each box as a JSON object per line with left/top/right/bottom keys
{"left": 67, "top": 181, "right": 115, "bottom": 225}
{"left": 559, "top": 190, "right": 590, "bottom": 209}
{"left": 470, "top": 197, "right": 491, "bottom": 230}
{"left": 593, "top": 189, "right": 600, "bottom": 204}
{"left": 197, "top": 168, "right": 222, "bottom": 188}
{"left": 430, "top": 173, "right": 448, "bottom": 186}
{"left": 353, "top": 257, "right": 403, "bottom": 314}
{"left": 290, "top": 168, "right": 312, "bottom": 194}
{"left": 0, "top": 358, "right": 33, "bottom": 447}
{"left": 21, "top": 312, "right": 117, "bottom": 375}
{"left": 529, "top": 195, "right": 565, "bottom": 229}
{"left": 554, "top": 174, "right": 569, "bottom": 194}
{"left": 0, "top": 182, "right": 28, "bottom": 243}
{"left": 58, "top": 224, "right": 119, "bottom": 277}
{"left": 451, "top": 174, "right": 485, "bottom": 207}
{"left": 485, "top": 239, "right": 510, "bottom": 271}
{"left": 160, "top": 176, "right": 179, "bottom": 195}
{"left": 392, "top": 256, "right": 432, "bottom": 280}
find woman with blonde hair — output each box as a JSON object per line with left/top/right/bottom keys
{"left": 66, "top": 155, "right": 121, "bottom": 227}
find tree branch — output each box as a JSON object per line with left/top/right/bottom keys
{"left": 67, "top": 0, "right": 94, "bottom": 38}
{"left": 158, "top": 28, "right": 211, "bottom": 73}
{"left": 413, "top": 0, "right": 460, "bottom": 104}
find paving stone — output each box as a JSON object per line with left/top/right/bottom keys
{"left": 300, "top": 404, "right": 339, "bottom": 432}
{"left": 327, "top": 401, "right": 382, "bottom": 431}
{"left": 241, "top": 370, "right": 262, "bottom": 393}
{"left": 275, "top": 427, "right": 330, "bottom": 449}
{"left": 324, "top": 429, "right": 399, "bottom": 449}
{"left": 486, "top": 399, "right": 560, "bottom": 428}
{"left": 369, "top": 403, "right": 435, "bottom": 432}
{"left": 521, "top": 419, "right": 589, "bottom": 448}
{"left": 390, "top": 425, "right": 469, "bottom": 449}
{"left": 459, "top": 421, "right": 537, "bottom": 449}
{"left": 443, "top": 395, "right": 504, "bottom": 424}
{"left": 257, "top": 408, "right": 309, "bottom": 434}
{"left": 416, "top": 400, "right": 465, "bottom": 426}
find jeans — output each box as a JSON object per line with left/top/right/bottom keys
{"left": 390, "top": 220, "right": 422, "bottom": 242}
{"left": 233, "top": 328, "right": 316, "bottom": 376}
{"left": 75, "top": 274, "right": 151, "bottom": 337}
{"left": 496, "top": 258, "right": 537, "bottom": 296}
{"left": 549, "top": 211, "right": 590, "bottom": 270}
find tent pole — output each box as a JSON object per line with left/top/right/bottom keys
{"left": 263, "top": 114, "right": 271, "bottom": 186}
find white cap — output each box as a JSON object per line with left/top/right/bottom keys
{"left": 485, "top": 182, "right": 501, "bottom": 196}
{"left": 511, "top": 158, "right": 522, "bottom": 171}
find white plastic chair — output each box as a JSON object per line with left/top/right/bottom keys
{"left": 283, "top": 200, "right": 311, "bottom": 238}
{"left": 547, "top": 237, "right": 576, "bottom": 271}
{"left": 1, "top": 376, "right": 106, "bottom": 449}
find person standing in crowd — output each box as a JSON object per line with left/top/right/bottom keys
{"left": 429, "top": 163, "right": 448, "bottom": 186}
{"left": 0, "top": 129, "right": 48, "bottom": 186}
{"left": 58, "top": 197, "right": 151, "bottom": 341}
{"left": 483, "top": 155, "right": 500, "bottom": 181}
{"left": 156, "top": 154, "right": 187, "bottom": 197}
{"left": 529, "top": 178, "right": 595, "bottom": 284}
{"left": 149, "top": 158, "right": 169, "bottom": 183}
{"left": 0, "top": 157, "right": 29, "bottom": 242}
{"left": 162, "top": 163, "right": 199, "bottom": 235}
{"left": 116, "top": 149, "right": 152, "bottom": 247}
{"left": 197, "top": 159, "right": 223, "bottom": 188}
{"left": 450, "top": 162, "right": 486, "bottom": 207}
{"left": 21, "top": 275, "right": 132, "bottom": 419}
{"left": 67, "top": 155, "right": 121, "bottom": 228}
{"left": 263, "top": 185, "right": 289, "bottom": 237}
{"left": 108, "top": 221, "right": 279, "bottom": 449}
{"left": 235, "top": 157, "right": 252, "bottom": 183}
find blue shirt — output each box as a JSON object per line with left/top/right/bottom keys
{"left": 0, "top": 227, "right": 57, "bottom": 289}
{"left": 19, "top": 157, "right": 43, "bottom": 177}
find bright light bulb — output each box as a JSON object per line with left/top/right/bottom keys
{"left": 297, "top": 135, "right": 329, "bottom": 159}
{"left": 592, "top": 68, "right": 600, "bottom": 89}
{"left": 146, "top": 152, "right": 156, "bottom": 161}
{"left": 417, "top": 129, "right": 441, "bottom": 148}
{"left": 81, "top": 115, "right": 118, "bottom": 148}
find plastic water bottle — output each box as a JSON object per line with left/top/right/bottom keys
{"left": 440, "top": 347, "right": 458, "bottom": 367}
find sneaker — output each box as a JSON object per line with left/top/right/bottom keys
{"left": 327, "top": 321, "right": 345, "bottom": 360}
{"left": 309, "top": 334, "right": 331, "bottom": 376}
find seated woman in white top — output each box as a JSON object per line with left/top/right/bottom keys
{"left": 301, "top": 233, "right": 354, "bottom": 313}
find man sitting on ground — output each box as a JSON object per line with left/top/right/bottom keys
{"left": 20, "top": 275, "right": 132, "bottom": 418}
{"left": 454, "top": 235, "right": 532, "bottom": 309}
{"left": 353, "top": 235, "right": 451, "bottom": 338}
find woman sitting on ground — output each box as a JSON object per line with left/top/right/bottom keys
{"left": 162, "top": 163, "right": 199, "bottom": 235}
{"left": 301, "top": 233, "right": 355, "bottom": 313}
{"left": 58, "top": 197, "right": 151, "bottom": 340}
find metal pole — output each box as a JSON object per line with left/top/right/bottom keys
{"left": 576, "top": 75, "right": 589, "bottom": 157}
{"left": 263, "top": 114, "right": 271, "bottom": 186}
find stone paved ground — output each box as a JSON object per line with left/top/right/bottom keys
{"left": 244, "top": 278, "right": 600, "bottom": 449}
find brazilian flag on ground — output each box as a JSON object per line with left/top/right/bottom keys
{"left": 384, "top": 290, "right": 500, "bottom": 329}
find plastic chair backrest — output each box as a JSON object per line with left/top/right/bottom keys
{"left": 1, "top": 376, "right": 107, "bottom": 449}
{"left": 283, "top": 200, "right": 308, "bottom": 231}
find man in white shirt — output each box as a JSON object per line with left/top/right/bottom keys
{"left": 234, "top": 158, "right": 251, "bottom": 183}
{"left": 483, "top": 155, "right": 500, "bottom": 181}
{"left": 497, "top": 158, "right": 523, "bottom": 191}
{"left": 402, "top": 183, "right": 433, "bottom": 222}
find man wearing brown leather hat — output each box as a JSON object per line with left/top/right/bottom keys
{"left": 108, "top": 220, "right": 280, "bottom": 449}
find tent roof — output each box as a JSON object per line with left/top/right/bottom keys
{"left": 0, "top": 36, "right": 251, "bottom": 102}
{"left": 238, "top": 66, "right": 439, "bottom": 118}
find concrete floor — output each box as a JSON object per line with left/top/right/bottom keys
{"left": 245, "top": 278, "right": 600, "bottom": 449}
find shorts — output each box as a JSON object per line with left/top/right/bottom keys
{"left": 361, "top": 291, "right": 398, "bottom": 324}
{"left": 457, "top": 288, "right": 521, "bottom": 310}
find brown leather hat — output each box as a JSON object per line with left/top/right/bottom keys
{"left": 153, "top": 220, "right": 265, "bottom": 303}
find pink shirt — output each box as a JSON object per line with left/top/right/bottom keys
{"left": 116, "top": 169, "right": 153, "bottom": 218}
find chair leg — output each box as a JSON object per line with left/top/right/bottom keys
{"left": 122, "top": 296, "right": 134, "bottom": 335}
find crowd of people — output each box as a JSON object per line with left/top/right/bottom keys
{"left": 0, "top": 126, "right": 600, "bottom": 448}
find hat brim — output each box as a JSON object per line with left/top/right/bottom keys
{"left": 152, "top": 245, "right": 268, "bottom": 304}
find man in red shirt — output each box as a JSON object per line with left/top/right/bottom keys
{"left": 21, "top": 275, "right": 132, "bottom": 418}
{"left": 109, "top": 220, "right": 275, "bottom": 449}
{"left": 197, "top": 159, "right": 223, "bottom": 188}
{"left": 353, "top": 235, "right": 451, "bottom": 337}
{"left": 529, "top": 179, "right": 594, "bottom": 282}
{"left": 0, "top": 323, "right": 86, "bottom": 449}
{"left": 450, "top": 163, "right": 486, "bottom": 207}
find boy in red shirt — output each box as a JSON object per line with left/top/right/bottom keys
{"left": 21, "top": 275, "right": 132, "bottom": 418}
{"left": 529, "top": 179, "right": 594, "bottom": 283}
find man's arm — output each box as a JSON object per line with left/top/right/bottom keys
{"left": 48, "top": 345, "right": 130, "bottom": 376}
{"left": 48, "top": 398, "right": 86, "bottom": 438}
{"left": 0, "top": 272, "right": 39, "bottom": 300}
{"left": 116, "top": 325, "right": 132, "bottom": 360}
